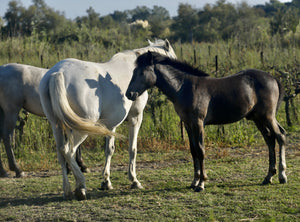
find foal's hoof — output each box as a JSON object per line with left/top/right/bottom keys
{"left": 194, "top": 186, "right": 204, "bottom": 192}
{"left": 261, "top": 178, "right": 272, "bottom": 185}
{"left": 100, "top": 181, "right": 113, "bottom": 190}
{"left": 190, "top": 184, "right": 197, "bottom": 189}
{"left": 15, "top": 171, "right": 25, "bottom": 178}
{"left": 81, "top": 167, "right": 91, "bottom": 173}
{"left": 279, "top": 177, "right": 287, "bottom": 184}
{"left": 131, "top": 181, "right": 143, "bottom": 189}
{"left": 75, "top": 188, "right": 87, "bottom": 201}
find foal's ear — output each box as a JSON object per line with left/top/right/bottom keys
{"left": 147, "top": 50, "right": 153, "bottom": 65}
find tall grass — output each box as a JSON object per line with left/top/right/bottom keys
{"left": 0, "top": 34, "right": 299, "bottom": 171}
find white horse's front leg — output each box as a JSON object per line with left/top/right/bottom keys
{"left": 101, "top": 130, "right": 116, "bottom": 190}
{"left": 128, "top": 113, "right": 143, "bottom": 189}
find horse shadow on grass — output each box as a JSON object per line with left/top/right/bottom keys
{"left": 0, "top": 181, "right": 271, "bottom": 207}
{"left": 0, "top": 193, "right": 63, "bottom": 208}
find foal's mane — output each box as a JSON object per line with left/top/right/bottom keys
{"left": 137, "top": 51, "right": 210, "bottom": 78}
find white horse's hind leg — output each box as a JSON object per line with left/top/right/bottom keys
{"left": 52, "top": 124, "right": 88, "bottom": 200}
{"left": 101, "top": 131, "right": 116, "bottom": 190}
{"left": 52, "top": 125, "right": 72, "bottom": 199}
{"left": 62, "top": 130, "right": 88, "bottom": 200}
{"left": 128, "top": 112, "right": 144, "bottom": 189}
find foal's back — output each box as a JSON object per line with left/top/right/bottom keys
{"left": 193, "top": 69, "right": 283, "bottom": 125}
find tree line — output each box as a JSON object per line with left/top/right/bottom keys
{"left": 1, "top": 0, "right": 300, "bottom": 46}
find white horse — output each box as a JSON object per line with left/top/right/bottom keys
{"left": 39, "top": 39, "right": 177, "bottom": 200}
{"left": 0, "top": 63, "right": 88, "bottom": 178}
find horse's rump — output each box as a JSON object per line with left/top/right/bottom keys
{"left": 48, "top": 72, "right": 115, "bottom": 137}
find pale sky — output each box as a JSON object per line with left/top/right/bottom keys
{"left": 0, "top": 0, "right": 292, "bottom": 19}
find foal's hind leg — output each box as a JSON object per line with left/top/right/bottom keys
{"left": 255, "top": 120, "right": 276, "bottom": 184}
{"left": 255, "top": 118, "right": 287, "bottom": 184}
{"left": 273, "top": 121, "right": 287, "bottom": 184}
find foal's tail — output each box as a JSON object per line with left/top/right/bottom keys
{"left": 275, "top": 77, "right": 285, "bottom": 113}
{"left": 48, "top": 72, "right": 117, "bottom": 137}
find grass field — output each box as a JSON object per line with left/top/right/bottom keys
{"left": 0, "top": 145, "right": 299, "bottom": 221}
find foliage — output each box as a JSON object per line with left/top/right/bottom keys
{"left": 1, "top": 0, "right": 300, "bottom": 44}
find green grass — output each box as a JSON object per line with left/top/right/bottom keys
{"left": 0, "top": 148, "right": 299, "bottom": 221}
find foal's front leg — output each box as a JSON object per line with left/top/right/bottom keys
{"left": 185, "top": 119, "right": 207, "bottom": 192}
{"left": 194, "top": 120, "right": 207, "bottom": 192}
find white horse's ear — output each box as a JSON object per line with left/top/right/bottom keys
{"left": 147, "top": 39, "right": 153, "bottom": 45}
{"left": 164, "top": 39, "right": 170, "bottom": 51}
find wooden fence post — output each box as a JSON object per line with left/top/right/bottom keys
{"left": 215, "top": 55, "right": 218, "bottom": 77}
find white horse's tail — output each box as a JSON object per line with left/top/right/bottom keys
{"left": 48, "top": 72, "right": 117, "bottom": 137}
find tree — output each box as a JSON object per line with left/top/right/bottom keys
{"left": 111, "top": 10, "right": 128, "bottom": 23}
{"left": 76, "top": 7, "right": 101, "bottom": 28}
{"left": 270, "top": 7, "right": 299, "bottom": 36}
{"left": 148, "top": 6, "right": 170, "bottom": 37}
{"left": 129, "top": 6, "right": 151, "bottom": 22}
{"left": 171, "top": 3, "right": 198, "bottom": 43}
{"left": 3, "top": 0, "right": 25, "bottom": 36}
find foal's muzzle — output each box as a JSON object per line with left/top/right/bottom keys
{"left": 126, "top": 91, "right": 139, "bottom": 101}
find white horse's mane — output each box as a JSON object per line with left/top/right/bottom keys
{"left": 133, "top": 39, "right": 176, "bottom": 59}
{"left": 110, "top": 39, "right": 176, "bottom": 61}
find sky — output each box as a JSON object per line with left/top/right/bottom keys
{"left": 0, "top": 0, "right": 292, "bottom": 19}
